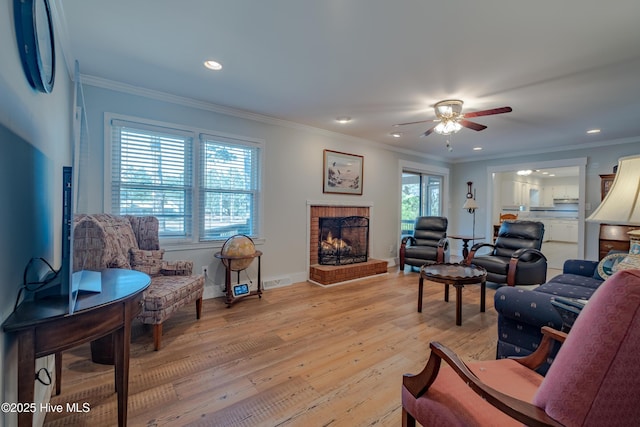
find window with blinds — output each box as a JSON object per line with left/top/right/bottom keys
{"left": 109, "top": 116, "right": 262, "bottom": 243}
{"left": 200, "top": 134, "right": 261, "bottom": 240}
{"left": 111, "top": 120, "right": 193, "bottom": 237}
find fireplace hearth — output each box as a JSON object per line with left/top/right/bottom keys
{"left": 308, "top": 204, "right": 387, "bottom": 285}
{"left": 318, "top": 216, "right": 369, "bottom": 266}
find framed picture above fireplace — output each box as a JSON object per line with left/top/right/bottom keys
{"left": 323, "top": 149, "right": 364, "bottom": 195}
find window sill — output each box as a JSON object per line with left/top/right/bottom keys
{"left": 160, "top": 237, "right": 265, "bottom": 252}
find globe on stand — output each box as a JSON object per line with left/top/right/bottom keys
{"left": 220, "top": 235, "right": 256, "bottom": 271}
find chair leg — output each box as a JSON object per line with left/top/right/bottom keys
{"left": 196, "top": 297, "right": 203, "bottom": 320}
{"left": 402, "top": 408, "right": 416, "bottom": 427}
{"left": 153, "top": 324, "right": 163, "bottom": 351}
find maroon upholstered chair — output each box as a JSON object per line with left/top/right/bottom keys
{"left": 401, "top": 268, "right": 640, "bottom": 426}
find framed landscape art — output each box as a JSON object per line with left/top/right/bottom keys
{"left": 323, "top": 149, "right": 363, "bottom": 195}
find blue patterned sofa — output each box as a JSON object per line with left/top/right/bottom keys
{"left": 493, "top": 259, "right": 605, "bottom": 373}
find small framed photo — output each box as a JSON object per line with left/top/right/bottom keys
{"left": 323, "top": 149, "right": 363, "bottom": 195}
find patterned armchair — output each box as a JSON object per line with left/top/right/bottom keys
{"left": 73, "top": 214, "right": 204, "bottom": 351}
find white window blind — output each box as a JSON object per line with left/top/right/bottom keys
{"left": 111, "top": 120, "right": 193, "bottom": 237}
{"left": 199, "top": 134, "right": 261, "bottom": 240}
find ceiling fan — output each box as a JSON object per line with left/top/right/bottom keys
{"left": 394, "top": 99, "right": 512, "bottom": 138}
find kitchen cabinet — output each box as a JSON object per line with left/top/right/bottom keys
{"left": 540, "top": 219, "right": 552, "bottom": 242}
{"left": 540, "top": 219, "right": 578, "bottom": 243}
{"left": 502, "top": 180, "right": 529, "bottom": 206}
{"left": 554, "top": 220, "right": 578, "bottom": 243}
{"left": 540, "top": 188, "right": 555, "bottom": 207}
{"left": 552, "top": 185, "right": 579, "bottom": 199}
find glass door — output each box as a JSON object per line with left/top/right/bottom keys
{"left": 401, "top": 171, "right": 442, "bottom": 235}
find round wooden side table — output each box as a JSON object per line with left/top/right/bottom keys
{"left": 419, "top": 263, "right": 487, "bottom": 326}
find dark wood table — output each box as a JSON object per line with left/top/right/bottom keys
{"left": 418, "top": 263, "right": 487, "bottom": 326}
{"left": 448, "top": 235, "right": 485, "bottom": 259}
{"left": 2, "top": 269, "right": 150, "bottom": 427}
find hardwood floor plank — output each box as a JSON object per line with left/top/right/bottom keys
{"left": 45, "top": 269, "right": 500, "bottom": 426}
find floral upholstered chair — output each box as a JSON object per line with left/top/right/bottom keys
{"left": 401, "top": 268, "right": 640, "bottom": 426}
{"left": 74, "top": 214, "right": 204, "bottom": 351}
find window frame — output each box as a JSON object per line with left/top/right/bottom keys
{"left": 105, "top": 113, "right": 265, "bottom": 248}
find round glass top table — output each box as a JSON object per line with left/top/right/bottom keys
{"left": 418, "top": 263, "right": 487, "bottom": 326}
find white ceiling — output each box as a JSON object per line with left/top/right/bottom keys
{"left": 58, "top": 0, "right": 640, "bottom": 162}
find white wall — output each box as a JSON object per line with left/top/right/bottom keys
{"left": 0, "top": 0, "right": 74, "bottom": 425}
{"left": 80, "top": 82, "right": 450, "bottom": 297}
{"left": 449, "top": 142, "right": 640, "bottom": 261}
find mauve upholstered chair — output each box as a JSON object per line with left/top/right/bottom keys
{"left": 401, "top": 268, "right": 640, "bottom": 426}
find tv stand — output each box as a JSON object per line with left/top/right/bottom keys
{"left": 2, "top": 269, "right": 150, "bottom": 427}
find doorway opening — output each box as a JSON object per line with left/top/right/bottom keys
{"left": 401, "top": 172, "right": 443, "bottom": 236}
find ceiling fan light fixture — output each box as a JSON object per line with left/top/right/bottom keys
{"left": 434, "top": 99, "right": 463, "bottom": 119}
{"left": 434, "top": 119, "right": 462, "bottom": 135}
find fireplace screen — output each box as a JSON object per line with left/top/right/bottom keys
{"left": 318, "top": 216, "right": 369, "bottom": 265}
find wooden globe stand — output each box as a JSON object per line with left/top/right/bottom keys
{"left": 214, "top": 250, "right": 263, "bottom": 307}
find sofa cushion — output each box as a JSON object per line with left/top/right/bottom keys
{"left": 141, "top": 275, "right": 204, "bottom": 312}
{"left": 535, "top": 275, "right": 601, "bottom": 300}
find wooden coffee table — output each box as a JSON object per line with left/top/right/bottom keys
{"left": 418, "top": 263, "right": 487, "bottom": 326}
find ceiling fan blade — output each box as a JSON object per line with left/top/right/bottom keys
{"left": 421, "top": 125, "right": 437, "bottom": 137}
{"left": 462, "top": 106, "right": 512, "bottom": 118}
{"left": 393, "top": 119, "right": 434, "bottom": 127}
{"left": 459, "top": 119, "right": 487, "bottom": 131}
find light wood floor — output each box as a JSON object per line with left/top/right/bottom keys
{"left": 45, "top": 268, "right": 502, "bottom": 427}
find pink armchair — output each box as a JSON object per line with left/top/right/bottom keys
{"left": 402, "top": 268, "right": 640, "bottom": 426}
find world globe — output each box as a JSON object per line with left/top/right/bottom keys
{"left": 220, "top": 235, "right": 256, "bottom": 271}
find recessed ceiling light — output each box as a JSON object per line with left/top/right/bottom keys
{"left": 391, "top": 132, "right": 403, "bottom": 138}
{"left": 473, "top": 147, "right": 482, "bottom": 151}
{"left": 336, "top": 116, "right": 352, "bottom": 124}
{"left": 204, "top": 60, "right": 223, "bottom": 71}
{"left": 587, "top": 129, "right": 601, "bottom": 134}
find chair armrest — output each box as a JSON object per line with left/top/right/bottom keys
{"left": 511, "top": 326, "right": 567, "bottom": 370}
{"left": 161, "top": 260, "right": 194, "bottom": 276}
{"left": 437, "top": 237, "right": 450, "bottom": 263}
{"left": 562, "top": 259, "right": 598, "bottom": 277}
{"left": 507, "top": 248, "right": 547, "bottom": 285}
{"left": 403, "top": 341, "right": 564, "bottom": 427}
{"left": 465, "top": 242, "right": 495, "bottom": 264}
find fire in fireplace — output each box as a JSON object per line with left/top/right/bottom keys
{"left": 318, "top": 216, "right": 369, "bottom": 265}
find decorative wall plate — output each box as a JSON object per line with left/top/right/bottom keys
{"left": 597, "top": 252, "right": 627, "bottom": 280}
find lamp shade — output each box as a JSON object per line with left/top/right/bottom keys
{"left": 587, "top": 155, "right": 640, "bottom": 225}
{"left": 463, "top": 198, "right": 479, "bottom": 210}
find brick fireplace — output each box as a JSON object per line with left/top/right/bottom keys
{"left": 308, "top": 203, "right": 387, "bottom": 285}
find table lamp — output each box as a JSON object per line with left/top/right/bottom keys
{"left": 586, "top": 155, "right": 640, "bottom": 271}
{"left": 463, "top": 181, "right": 479, "bottom": 241}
